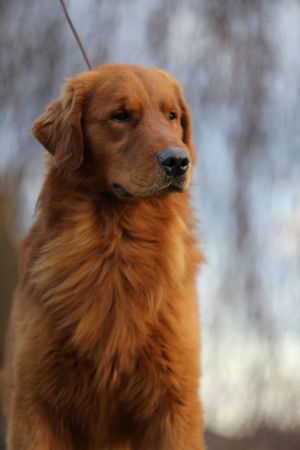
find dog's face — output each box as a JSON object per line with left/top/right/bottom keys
{"left": 33, "top": 64, "right": 196, "bottom": 198}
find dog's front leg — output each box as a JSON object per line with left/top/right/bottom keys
{"left": 6, "top": 394, "right": 74, "bottom": 450}
{"left": 131, "top": 401, "right": 205, "bottom": 450}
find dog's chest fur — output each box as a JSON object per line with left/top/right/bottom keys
{"left": 21, "top": 179, "right": 200, "bottom": 439}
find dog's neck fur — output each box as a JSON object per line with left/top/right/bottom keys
{"left": 24, "top": 167, "right": 200, "bottom": 368}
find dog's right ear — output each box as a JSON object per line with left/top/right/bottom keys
{"left": 32, "top": 81, "right": 87, "bottom": 171}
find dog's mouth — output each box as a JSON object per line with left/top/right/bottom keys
{"left": 112, "top": 183, "right": 131, "bottom": 197}
{"left": 161, "top": 176, "right": 186, "bottom": 193}
{"left": 112, "top": 176, "right": 187, "bottom": 199}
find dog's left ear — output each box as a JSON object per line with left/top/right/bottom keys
{"left": 32, "top": 80, "right": 87, "bottom": 171}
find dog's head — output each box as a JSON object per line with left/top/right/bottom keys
{"left": 32, "top": 64, "right": 196, "bottom": 198}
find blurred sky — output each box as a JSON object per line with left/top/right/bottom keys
{"left": 0, "top": 0, "right": 300, "bottom": 436}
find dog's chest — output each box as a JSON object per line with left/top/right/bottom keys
{"left": 40, "top": 323, "right": 176, "bottom": 442}
{"left": 30, "top": 199, "right": 192, "bottom": 434}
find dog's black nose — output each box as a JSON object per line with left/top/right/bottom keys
{"left": 157, "top": 148, "right": 190, "bottom": 177}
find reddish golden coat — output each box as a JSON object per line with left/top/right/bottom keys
{"left": 3, "top": 65, "right": 205, "bottom": 449}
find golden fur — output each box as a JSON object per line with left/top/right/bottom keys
{"left": 2, "top": 64, "right": 205, "bottom": 449}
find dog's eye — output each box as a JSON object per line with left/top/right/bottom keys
{"left": 169, "top": 112, "right": 177, "bottom": 121}
{"left": 112, "top": 111, "right": 131, "bottom": 122}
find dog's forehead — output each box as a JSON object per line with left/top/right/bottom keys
{"left": 91, "top": 66, "right": 178, "bottom": 107}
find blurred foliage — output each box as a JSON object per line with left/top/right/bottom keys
{"left": 0, "top": 176, "right": 18, "bottom": 360}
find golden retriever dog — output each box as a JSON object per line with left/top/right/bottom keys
{"left": 2, "top": 64, "right": 205, "bottom": 449}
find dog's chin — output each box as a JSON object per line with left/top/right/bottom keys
{"left": 157, "top": 183, "right": 186, "bottom": 196}
{"left": 152, "top": 175, "right": 189, "bottom": 196}
{"left": 112, "top": 178, "right": 188, "bottom": 199}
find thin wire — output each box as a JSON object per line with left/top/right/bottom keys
{"left": 59, "top": 0, "right": 92, "bottom": 70}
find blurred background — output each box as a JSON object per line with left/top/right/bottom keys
{"left": 0, "top": 0, "right": 300, "bottom": 448}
